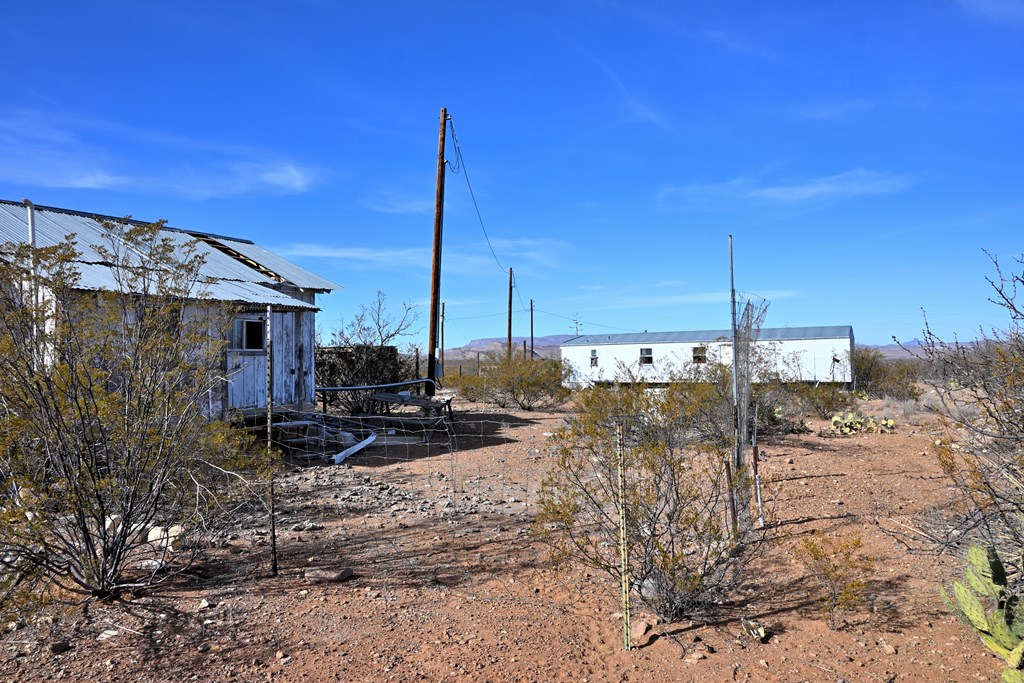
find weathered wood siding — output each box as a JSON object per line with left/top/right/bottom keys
{"left": 227, "top": 350, "right": 269, "bottom": 408}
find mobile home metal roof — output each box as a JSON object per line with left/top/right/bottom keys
{"left": 562, "top": 326, "right": 854, "bottom": 346}
{"left": 0, "top": 200, "right": 336, "bottom": 308}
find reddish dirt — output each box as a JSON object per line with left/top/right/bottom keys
{"left": 0, "top": 396, "right": 1003, "bottom": 682}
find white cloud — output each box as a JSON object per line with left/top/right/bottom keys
{"left": 0, "top": 109, "right": 318, "bottom": 198}
{"left": 361, "top": 190, "right": 433, "bottom": 215}
{"left": 278, "top": 243, "right": 429, "bottom": 270}
{"left": 790, "top": 99, "right": 874, "bottom": 121}
{"left": 750, "top": 170, "right": 910, "bottom": 202}
{"left": 600, "top": 289, "right": 799, "bottom": 309}
{"left": 661, "top": 168, "right": 910, "bottom": 206}
{"left": 958, "top": 0, "right": 1024, "bottom": 26}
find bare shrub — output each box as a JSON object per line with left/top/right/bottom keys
{"left": 317, "top": 291, "right": 419, "bottom": 413}
{"left": 0, "top": 222, "right": 262, "bottom": 611}
{"left": 912, "top": 253, "right": 1024, "bottom": 578}
{"left": 796, "top": 531, "right": 873, "bottom": 630}
{"left": 792, "top": 382, "right": 856, "bottom": 419}
{"left": 852, "top": 345, "right": 922, "bottom": 400}
{"left": 537, "top": 377, "right": 758, "bottom": 623}
{"left": 460, "top": 354, "right": 570, "bottom": 411}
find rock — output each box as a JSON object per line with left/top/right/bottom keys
{"left": 97, "top": 629, "right": 119, "bottom": 641}
{"left": 880, "top": 639, "right": 898, "bottom": 655}
{"left": 49, "top": 641, "right": 72, "bottom": 655}
{"left": 304, "top": 567, "right": 354, "bottom": 583}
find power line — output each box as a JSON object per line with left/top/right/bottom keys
{"left": 446, "top": 117, "right": 506, "bottom": 274}
{"left": 534, "top": 308, "right": 642, "bottom": 333}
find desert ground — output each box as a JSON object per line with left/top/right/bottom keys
{"left": 0, "top": 395, "right": 1000, "bottom": 682}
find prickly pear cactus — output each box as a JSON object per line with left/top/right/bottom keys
{"left": 830, "top": 412, "right": 896, "bottom": 434}
{"left": 942, "top": 545, "right": 1024, "bottom": 679}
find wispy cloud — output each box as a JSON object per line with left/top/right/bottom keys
{"left": 278, "top": 244, "right": 429, "bottom": 270}
{"left": 789, "top": 99, "right": 874, "bottom": 121}
{"left": 0, "top": 109, "right": 319, "bottom": 198}
{"left": 661, "top": 168, "right": 910, "bottom": 206}
{"left": 701, "top": 29, "right": 777, "bottom": 59}
{"left": 579, "top": 51, "right": 674, "bottom": 131}
{"left": 750, "top": 170, "right": 910, "bottom": 202}
{"left": 958, "top": 0, "right": 1024, "bottom": 26}
{"left": 600, "top": 289, "right": 799, "bottom": 309}
{"left": 361, "top": 190, "right": 433, "bottom": 215}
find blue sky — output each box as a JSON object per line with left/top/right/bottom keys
{"left": 2, "top": 1, "right": 1022, "bottom": 348}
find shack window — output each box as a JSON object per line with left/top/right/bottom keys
{"left": 639, "top": 348, "right": 654, "bottom": 365}
{"left": 692, "top": 346, "right": 707, "bottom": 364}
{"left": 590, "top": 349, "right": 598, "bottom": 367}
{"left": 233, "top": 319, "right": 265, "bottom": 350}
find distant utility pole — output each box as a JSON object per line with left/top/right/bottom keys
{"left": 506, "top": 267, "right": 513, "bottom": 359}
{"left": 427, "top": 107, "right": 448, "bottom": 396}
{"left": 573, "top": 313, "right": 581, "bottom": 335}
{"left": 530, "top": 299, "right": 535, "bottom": 359}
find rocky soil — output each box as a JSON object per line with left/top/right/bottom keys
{"left": 0, "top": 398, "right": 1004, "bottom": 682}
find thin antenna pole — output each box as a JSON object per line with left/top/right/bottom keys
{"left": 427, "top": 107, "right": 447, "bottom": 396}
{"left": 507, "top": 267, "right": 513, "bottom": 359}
{"left": 729, "top": 235, "right": 741, "bottom": 470}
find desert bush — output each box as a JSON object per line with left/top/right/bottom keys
{"left": 537, "top": 378, "right": 758, "bottom": 623}
{"left": 465, "top": 354, "right": 570, "bottom": 411}
{"left": 791, "top": 382, "right": 856, "bottom": 419}
{"left": 912, "top": 254, "right": 1024, "bottom": 573}
{"left": 0, "top": 223, "right": 262, "bottom": 612}
{"left": 445, "top": 371, "right": 486, "bottom": 402}
{"left": 851, "top": 346, "right": 922, "bottom": 400}
{"left": 797, "top": 531, "right": 873, "bottom": 630}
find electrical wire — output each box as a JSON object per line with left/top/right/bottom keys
{"left": 446, "top": 116, "right": 506, "bottom": 275}
{"left": 534, "top": 309, "right": 642, "bottom": 333}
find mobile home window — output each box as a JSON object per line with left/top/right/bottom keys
{"left": 692, "top": 346, "right": 707, "bottom": 364}
{"left": 590, "top": 349, "right": 598, "bottom": 367}
{"left": 639, "top": 348, "right": 654, "bottom": 365}
{"left": 233, "top": 319, "right": 266, "bottom": 350}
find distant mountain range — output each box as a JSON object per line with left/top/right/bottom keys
{"left": 459, "top": 334, "right": 574, "bottom": 350}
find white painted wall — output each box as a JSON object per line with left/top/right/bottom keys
{"left": 562, "top": 336, "right": 852, "bottom": 387}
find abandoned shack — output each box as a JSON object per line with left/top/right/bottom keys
{"left": 0, "top": 199, "right": 340, "bottom": 414}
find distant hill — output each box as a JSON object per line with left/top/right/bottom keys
{"left": 459, "top": 334, "right": 574, "bottom": 350}
{"left": 868, "top": 339, "right": 922, "bottom": 359}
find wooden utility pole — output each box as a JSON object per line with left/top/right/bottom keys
{"left": 506, "top": 267, "right": 513, "bottom": 359}
{"left": 530, "top": 299, "right": 534, "bottom": 359}
{"left": 426, "top": 107, "right": 447, "bottom": 396}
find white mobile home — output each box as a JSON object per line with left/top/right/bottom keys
{"left": 561, "top": 326, "right": 855, "bottom": 387}
{"left": 0, "top": 199, "right": 340, "bottom": 414}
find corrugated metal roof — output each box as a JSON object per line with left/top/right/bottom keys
{"left": 205, "top": 236, "right": 340, "bottom": 291}
{"left": 0, "top": 200, "right": 331, "bottom": 309}
{"left": 562, "top": 326, "right": 854, "bottom": 346}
